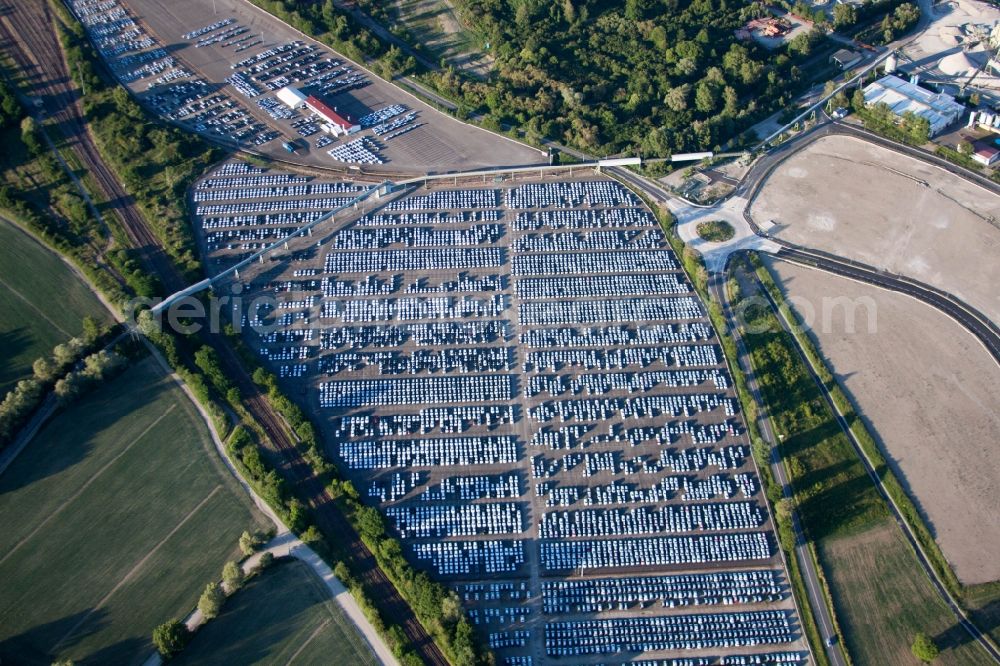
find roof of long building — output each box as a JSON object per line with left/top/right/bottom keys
{"left": 863, "top": 75, "right": 964, "bottom": 130}
{"left": 305, "top": 95, "right": 357, "bottom": 128}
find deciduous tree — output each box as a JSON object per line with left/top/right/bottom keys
{"left": 911, "top": 632, "right": 940, "bottom": 663}
{"left": 198, "top": 582, "right": 225, "bottom": 619}
{"left": 152, "top": 620, "right": 190, "bottom": 658}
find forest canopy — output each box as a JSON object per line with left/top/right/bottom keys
{"left": 430, "top": 0, "right": 828, "bottom": 154}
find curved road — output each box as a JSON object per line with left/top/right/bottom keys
{"left": 773, "top": 246, "right": 1000, "bottom": 364}
{"left": 735, "top": 122, "right": 1000, "bottom": 367}
{"left": 750, "top": 266, "right": 1000, "bottom": 664}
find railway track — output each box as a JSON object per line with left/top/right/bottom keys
{"left": 1, "top": 4, "right": 448, "bottom": 664}
{"left": 0, "top": 1, "right": 181, "bottom": 290}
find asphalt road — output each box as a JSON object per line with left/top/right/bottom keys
{"left": 775, "top": 246, "right": 1000, "bottom": 365}
{"left": 710, "top": 272, "right": 847, "bottom": 666}
{"left": 735, "top": 122, "right": 1000, "bottom": 367}
{"left": 753, "top": 264, "right": 1000, "bottom": 664}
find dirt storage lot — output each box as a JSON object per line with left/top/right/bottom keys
{"left": 765, "top": 257, "right": 1000, "bottom": 584}
{"left": 751, "top": 134, "right": 1000, "bottom": 324}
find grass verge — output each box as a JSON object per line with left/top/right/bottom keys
{"left": 739, "top": 253, "right": 995, "bottom": 665}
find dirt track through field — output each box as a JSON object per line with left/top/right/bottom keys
{"left": 285, "top": 617, "right": 332, "bottom": 666}
{"left": 51, "top": 484, "right": 223, "bottom": 652}
{"left": 0, "top": 404, "right": 178, "bottom": 567}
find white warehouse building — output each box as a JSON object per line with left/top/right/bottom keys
{"left": 276, "top": 85, "right": 307, "bottom": 110}
{"left": 862, "top": 74, "right": 965, "bottom": 136}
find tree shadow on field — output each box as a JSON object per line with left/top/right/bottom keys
{"left": 0, "top": 374, "right": 168, "bottom": 495}
{"left": 176, "top": 561, "right": 323, "bottom": 665}
{"left": 0, "top": 327, "right": 35, "bottom": 393}
{"left": 78, "top": 635, "right": 149, "bottom": 665}
{"left": 938, "top": 598, "right": 1000, "bottom": 653}
{"left": 0, "top": 607, "right": 109, "bottom": 666}
{"left": 779, "top": 419, "right": 887, "bottom": 541}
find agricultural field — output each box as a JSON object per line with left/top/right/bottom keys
{"left": 821, "top": 522, "right": 993, "bottom": 666}
{"left": 730, "top": 259, "right": 994, "bottom": 665}
{"left": 764, "top": 258, "right": 1000, "bottom": 585}
{"left": 750, "top": 134, "right": 1000, "bottom": 324}
{"left": 175, "top": 558, "right": 378, "bottom": 666}
{"left": 0, "top": 357, "right": 269, "bottom": 665}
{"left": 389, "top": 0, "right": 492, "bottom": 76}
{"left": 0, "top": 218, "right": 111, "bottom": 395}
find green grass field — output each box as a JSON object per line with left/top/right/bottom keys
{"left": 732, "top": 260, "right": 994, "bottom": 665}
{"left": 176, "top": 558, "right": 378, "bottom": 666}
{"left": 821, "top": 522, "right": 993, "bottom": 666}
{"left": 0, "top": 356, "right": 269, "bottom": 665}
{"left": 0, "top": 218, "right": 111, "bottom": 395}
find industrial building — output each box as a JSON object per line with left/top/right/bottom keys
{"left": 973, "top": 141, "right": 1000, "bottom": 165}
{"left": 306, "top": 95, "right": 361, "bottom": 136}
{"left": 276, "top": 85, "right": 307, "bottom": 109}
{"left": 275, "top": 86, "right": 361, "bottom": 137}
{"left": 831, "top": 49, "right": 862, "bottom": 71}
{"left": 862, "top": 74, "right": 965, "bottom": 136}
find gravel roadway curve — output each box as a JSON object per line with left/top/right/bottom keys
{"left": 0, "top": 4, "right": 448, "bottom": 664}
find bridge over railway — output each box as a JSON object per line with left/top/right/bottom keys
{"left": 144, "top": 129, "right": 1000, "bottom": 666}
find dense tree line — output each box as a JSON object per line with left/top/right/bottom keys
{"left": 237, "top": 355, "right": 489, "bottom": 664}
{"left": 52, "top": 5, "right": 222, "bottom": 282}
{"left": 245, "top": 0, "right": 417, "bottom": 77}
{"left": 0, "top": 73, "right": 137, "bottom": 305}
{"left": 0, "top": 79, "right": 23, "bottom": 130}
{"left": 274, "top": 0, "right": 920, "bottom": 156}
{"left": 421, "top": 0, "right": 838, "bottom": 154}
{"left": 0, "top": 317, "right": 109, "bottom": 450}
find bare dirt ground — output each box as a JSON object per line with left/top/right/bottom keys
{"left": 391, "top": 0, "right": 494, "bottom": 78}
{"left": 766, "top": 257, "right": 1000, "bottom": 584}
{"left": 751, "top": 134, "right": 1000, "bottom": 324}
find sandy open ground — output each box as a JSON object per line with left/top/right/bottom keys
{"left": 751, "top": 134, "right": 1000, "bottom": 324}
{"left": 766, "top": 257, "right": 1000, "bottom": 584}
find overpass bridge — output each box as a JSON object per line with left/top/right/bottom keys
{"left": 151, "top": 150, "right": 736, "bottom": 312}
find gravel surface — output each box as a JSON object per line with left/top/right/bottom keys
{"left": 752, "top": 134, "right": 1000, "bottom": 324}
{"left": 766, "top": 257, "right": 1000, "bottom": 584}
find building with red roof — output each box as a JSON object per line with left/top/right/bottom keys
{"left": 306, "top": 95, "right": 361, "bottom": 136}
